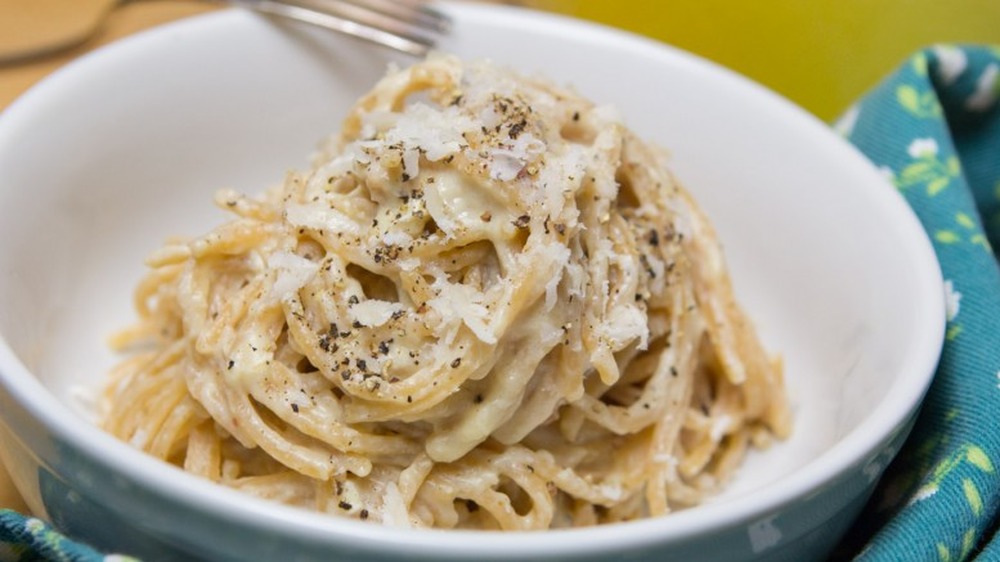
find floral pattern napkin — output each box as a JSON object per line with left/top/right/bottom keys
{"left": 1, "top": 509, "right": 135, "bottom": 562}
{"left": 832, "top": 44, "right": 1000, "bottom": 561}
{"left": 2, "top": 44, "right": 1000, "bottom": 562}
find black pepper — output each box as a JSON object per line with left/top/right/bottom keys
{"left": 640, "top": 254, "right": 657, "bottom": 278}
{"left": 508, "top": 119, "right": 527, "bottom": 139}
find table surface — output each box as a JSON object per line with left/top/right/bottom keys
{"left": 0, "top": 0, "right": 219, "bottom": 514}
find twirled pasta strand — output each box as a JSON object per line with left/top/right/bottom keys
{"left": 102, "top": 55, "right": 790, "bottom": 530}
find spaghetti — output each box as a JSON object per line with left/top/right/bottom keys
{"left": 102, "top": 55, "right": 791, "bottom": 529}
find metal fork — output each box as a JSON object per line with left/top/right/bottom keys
{"left": 0, "top": 0, "right": 450, "bottom": 64}
{"left": 224, "top": 0, "right": 450, "bottom": 56}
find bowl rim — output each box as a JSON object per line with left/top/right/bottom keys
{"left": 0, "top": 2, "right": 945, "bottom": 558}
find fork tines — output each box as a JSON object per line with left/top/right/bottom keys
{"left": 243, "top": 0, "right": 450, "bottom": 57}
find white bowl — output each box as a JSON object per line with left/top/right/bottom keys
{"left": 0, "top": 4, "right": 944, "bottom": 561}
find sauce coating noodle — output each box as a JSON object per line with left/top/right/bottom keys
{"left": 102, "top": 56, "right": 791, "bottom": 529}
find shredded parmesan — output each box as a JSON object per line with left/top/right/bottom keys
{"left": 101, "top": 54, "right": 790, "bottom": 532}
{"left": 268, "top": 251, "right": 319, "bottom": 300}
{"left": 350, "top": 300, "right": 404, "bottom": 328}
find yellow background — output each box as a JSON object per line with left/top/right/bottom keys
{"left": 533, "top": 0, "right": 1000, "bottom": 120}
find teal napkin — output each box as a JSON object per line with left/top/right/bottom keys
{"left": 0, "top": 509, "right": 134, "bottom": 562}
{"left": 833, "top": 44, "right": 1000, "bottom": 561}
{"left": 2, "top": 44, "right": 1000, "bottom": 562}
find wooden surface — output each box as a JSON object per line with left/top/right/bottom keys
{"left": 0, "top": 463, "right": 26, "bottom": 511}
{"left": 0, "top": 1, "right": 218, "bottom": 109}
{"left": 0, "top": 0, "right": 218, "bottom": 512}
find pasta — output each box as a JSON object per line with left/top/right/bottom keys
{"left": 101, "top": 55, "right": 791, "bottom": 530}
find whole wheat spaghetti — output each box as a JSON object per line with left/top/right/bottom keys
{"left": 102, "top": 55, "right": 791, "bottom": 530}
